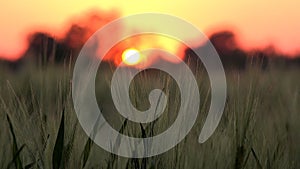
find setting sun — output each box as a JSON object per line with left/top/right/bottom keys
{"left": 121, "top": 48, "right": 142, "bottom": 65}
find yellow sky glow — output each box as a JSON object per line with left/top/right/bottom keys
{"left": 1, "top": 0, "right": 300, "bottom": 59}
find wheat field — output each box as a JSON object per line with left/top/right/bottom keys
{"left": 0, "top": 62, "right": 299, "bottom": 169}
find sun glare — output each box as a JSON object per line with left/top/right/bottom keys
{"left": 122, "top": 48, "right": 142, "bottom": 65}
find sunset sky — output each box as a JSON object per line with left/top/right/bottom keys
{"left": 1, "top": 0, "right": 300, "bottom": 60}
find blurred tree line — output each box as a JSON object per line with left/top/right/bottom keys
{"left": 1, "top": 13, "right": 300, "bottom": 72}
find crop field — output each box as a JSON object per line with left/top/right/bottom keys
{"left": 0, "top": 62, "right": 299, "bottom": 169}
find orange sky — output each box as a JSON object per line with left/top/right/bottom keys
{"left": 1, "top": 0, "right": 300, "bottom": 60}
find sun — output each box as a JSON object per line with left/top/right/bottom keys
{"left": 121, "top": 48, "right": 142, "bottom": 65}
